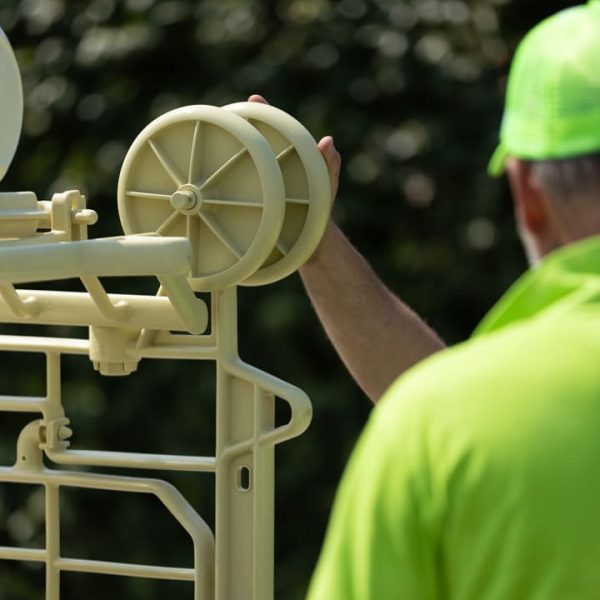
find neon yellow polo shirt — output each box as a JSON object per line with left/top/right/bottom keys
{"left": 307, "top": 235, "right": 600, "bottom": 599}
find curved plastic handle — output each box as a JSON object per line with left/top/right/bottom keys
{"left": 224, "top": 358, "right": 313, "bottom": 450}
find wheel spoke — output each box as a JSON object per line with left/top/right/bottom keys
{"left": 199, "top": 147, "right": 248, "bottom": 191}
{"left": 156, "top": 210, "right": 182, "bottom": 235}
{"left": 189, "top": 121, "right": 202, "bottom": 184}
{"left": 286, "top": 197, "right": 310, "bottom": 205}
{"left": 148, "top": 139, "right": 185, "bottom": 187}
{"left": 276, "top": 239, "right": 290, "bottom": 255}
{"left": 187, "top": 215, "right": 201, "bottom": 272}
{"left": 276, "top": 145, "right": 295, "bottom": 163}
{"left": 199, "top": 212, "right": 243, "bottom": 259}
{"left": 126, "top": 191, "right": 172, "bottom": 201}
{"left": 202, "top": 198, "right": 263, "bottom": 208}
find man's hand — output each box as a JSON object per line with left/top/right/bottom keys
{"left": 247, "top": 94, "right": 341, "bottom": 201}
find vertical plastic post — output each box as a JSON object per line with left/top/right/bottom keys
{"left": 214, "top": 287, "right": 276, "bottom": 600}
{"left": 45, "top": 483, "right": 61, "bottom": 600}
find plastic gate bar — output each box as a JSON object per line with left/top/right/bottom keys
{"left": 0, "top": 27, "right": 331, "bottom": 600}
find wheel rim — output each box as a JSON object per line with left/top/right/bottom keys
{"left": 118, "top": 105, "right": 286, "bottom": 290}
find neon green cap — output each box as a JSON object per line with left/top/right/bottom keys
{"left": 489, "top": 0, "right": 600, "bottom": 176}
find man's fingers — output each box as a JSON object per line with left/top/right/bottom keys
{"left": 247, "top": 94, "right": 269, "bottom": 104}
{"left": 318, "top": 136, "right": 341, "bottom": 200}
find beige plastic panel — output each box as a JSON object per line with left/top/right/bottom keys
{"left": 117, "top": 105, "right": 287, "bottom": 290}
{"left": 0, "top": 27, "right": 23, "bottom": 183}
{"left": 224, "top": 102, "right": 331, "bottom": 286}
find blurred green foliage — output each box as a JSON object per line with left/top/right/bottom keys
{"left": 0, "top": 0, "right": 581, "bottom": 598}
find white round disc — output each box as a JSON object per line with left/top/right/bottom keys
{"left": 0, "top": 28, "right": 23, "bottom": 183}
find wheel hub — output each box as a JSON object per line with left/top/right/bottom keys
{"left": 170, "top": 184, "right": 201, "bottom": 214}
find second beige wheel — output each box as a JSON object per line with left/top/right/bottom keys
{"left": 224, "top": 102, "right": 331, "bottom": 286}
{"left": 117, "top": 105, "right": 286, "bottom": 290}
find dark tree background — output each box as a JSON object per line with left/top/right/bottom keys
{"left": 0, "top": 0, "right": 580, "bottom": 598}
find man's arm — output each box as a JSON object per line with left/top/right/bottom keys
{"left": 248, "top": 96, "right": 445, "bottom": 402}
{"left": 300, "top": 219, "right": 445, "bottom": 403}
{"left": 299, "top": 136, "right": 445, "bottom": 402}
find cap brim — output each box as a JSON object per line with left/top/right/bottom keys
{"left": 487, "top": 144, "right": 508, "bottom": 177}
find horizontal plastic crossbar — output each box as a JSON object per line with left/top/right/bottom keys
{"left": 0, "top": 547, "right": 195, "bottom": 581}
{"left": 0, "top": 235, "right": 192, "bottom": 284}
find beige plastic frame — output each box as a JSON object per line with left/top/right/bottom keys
{"left": 0, "top": 285, "right": 311, "bottom": 600}
{"left": 0, "top": 28, "right": 330, "bottom": 598}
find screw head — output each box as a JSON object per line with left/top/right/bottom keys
{"left": 171, "top": 190, "right": 197, "bottom": 211}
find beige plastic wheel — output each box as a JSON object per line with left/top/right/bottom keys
{"left": 0, "top": 28, "right": 23, "bottom": 183}
{"left": 224, "top": 102, "right": 331, "bottom": 286}
{"left": 117, "top": 105, "right": 286, "bottom": 290}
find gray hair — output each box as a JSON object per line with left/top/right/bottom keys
{"left": 529, "top": 152, "right": 600, "bottom": 204}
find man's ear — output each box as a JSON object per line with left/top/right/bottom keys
{"left": 506, "top": 158, "right": 546, "bottom": 233}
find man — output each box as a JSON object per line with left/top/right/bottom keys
{"left": 284, "top": 1, "right": 600, "bottom": 597}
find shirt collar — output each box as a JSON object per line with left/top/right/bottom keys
{"left": 473, "top": 234, "right": 600, "bottom": 337}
